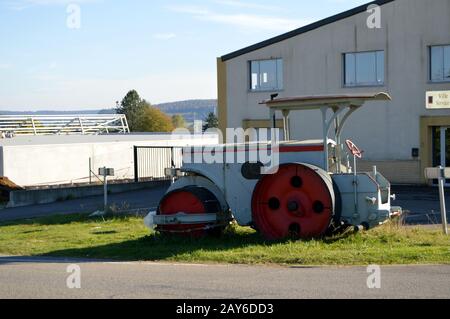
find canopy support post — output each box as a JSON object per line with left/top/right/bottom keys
{"left": 335, "top": 114, "right": 341, "bottom": 173}
{"left": 270, "top": 109, "right": 276, "bottom": 146}
{"left": 336, "top": 106, "right": 360, "bottom": 138}
{"left": 282, "top": 110, "right": 290, "bottom": 141}
{"left": 321, "top": 107, "right": 329, "bottom": 171}
{"left": 322, "top": 106, "right": 347, "bottom": 172}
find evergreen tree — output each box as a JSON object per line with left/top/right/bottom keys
{"left": 116, "top": 90, "right": 146, "bottom": 131}
{"left": 203, "top": 112, "right": 219, "bottom": 131}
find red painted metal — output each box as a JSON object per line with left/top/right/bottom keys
{"left": 251, "top": 164, "right": 334, "bottom": 240}
{"left": 278, "top": 145, "right": 324, "bottom": 153}
{"left": 157, "top": 189, "right": 209, "bottom": 237}
{"left": 345, "top": 140, "right": 363, "bottom": 159}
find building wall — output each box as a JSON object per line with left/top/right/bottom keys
{"left": 359, "top": 160, "right": 422, "bottom": 184}
{"left": 220, "top": 0, "right": 450, "bottom": 184}
{"left": 1, "top": 135, "right": 218, "bottom": 187}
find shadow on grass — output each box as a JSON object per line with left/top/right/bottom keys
{"left": 40, "top": 230, "right": 274, "bottom": 262}
{"left": 40, "top": 226, "right": 359, "bottom": 262}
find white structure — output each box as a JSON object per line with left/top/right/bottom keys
{"left": 0, "top": 133, "right": 218, "bottom": 187}
{"left": 217, "top": 0, "right": 450, "bottom": 184}
{"left": 0, "top": 114, "right": 129, "bottom": 136}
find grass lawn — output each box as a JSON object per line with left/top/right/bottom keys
{"left": 0, "top": 213, "right": 449, "bottom": 266}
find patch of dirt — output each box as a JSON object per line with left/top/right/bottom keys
{"left": 0, "top": 177, "right": 22, "bottom": 202}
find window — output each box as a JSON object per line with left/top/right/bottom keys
{"left": 344, "top": 51, "right": 385, "bottom": 86}
{"left": 250, "top": 59, "right": 283, "bottom": 91}
{"left": 430, "top": 45, "right": 450, "bottom": 82}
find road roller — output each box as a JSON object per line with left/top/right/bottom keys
{"left": 145, "top": 92, "right": 402, "bottom": 240}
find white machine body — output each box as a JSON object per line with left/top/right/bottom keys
{"left": 180, "top": 140, "right": 395, "bottom": 229}
{"left": 152, "top": 93, "right": 401, "bottom": 239}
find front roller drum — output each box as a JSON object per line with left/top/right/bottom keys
{"left": 251, "top": 163, "right": 335, "bottom": 240}
{"left": 157, "top": 186, "right": 224, "bottom": 237}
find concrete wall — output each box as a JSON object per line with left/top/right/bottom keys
{"left": 1, "top": 135, "right": 218, "bottom": 187}
{"left": 222, "top": 0, "right": 450, "bottom": 183}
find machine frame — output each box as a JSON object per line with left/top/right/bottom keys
{"left": 263, "top": 92, "right": 391, "bottom": 173}
{"left": 148, "top": 92, "right": 401, "bottom": 239}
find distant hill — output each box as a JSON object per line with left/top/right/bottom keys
{"left": 155, "top": 99, "right": 217, "bottom": 123}
{"left": 0, "top": 99, "right": 217, "bottom": 123}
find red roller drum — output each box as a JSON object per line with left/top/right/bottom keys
{"left": 251, "top": 163, "right": 335, "bottom": 240}
{"left": 157, "top": 187, "right": 221, "bottom": 237}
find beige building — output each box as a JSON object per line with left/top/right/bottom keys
{"left": 217, "top": 0, "right": 450, "bottom": 185}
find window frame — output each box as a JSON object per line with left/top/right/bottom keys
{"left": 429, "top": 45, "right": 450, "bottom": 83}
{"left": 248, "top": 58, "right": 284, "bottom": 92}
{"left": 343, "top": 50, "right": 386, "bottom": 88}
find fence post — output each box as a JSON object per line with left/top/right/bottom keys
{"left": 103, "top": 167, "right": 108, "bottom": 212}
{"left": 134, "top": 146, "right": 139, "bottom": 183}
{"left": 89, "top": 157, "right": 92, "bottom": 184}
{"left": 171, "top": 147, "right": 175, "bottom": 168}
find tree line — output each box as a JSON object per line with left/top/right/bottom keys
{"left": 116, "top": 90, "right": 218, "bottom": 133}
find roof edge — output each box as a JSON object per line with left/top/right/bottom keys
{"left": 221, "top": 0, "right": 395, "bottom": 62}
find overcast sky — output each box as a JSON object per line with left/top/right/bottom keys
{"left": 0, "top": 0, "right": 370, "bottom": 111}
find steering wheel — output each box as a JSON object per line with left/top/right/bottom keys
{"left": 345, "top": 140, "right": 363, "bottom": 159}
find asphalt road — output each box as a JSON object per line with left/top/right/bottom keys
{"left": 0, "top": 186, "right": 168, "bottom": 222}
{"left": 0, "top": 256, "right": 449, "bottom": 299}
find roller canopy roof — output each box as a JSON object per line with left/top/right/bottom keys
{"left": 260, "top": 92, "right": 392, "bottom": 111}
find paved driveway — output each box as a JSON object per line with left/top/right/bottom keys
{"left": 0, "top": 186, "right": 168, "bottom": 222}
{"left": 392, "top": 186, "right": 450, "bottom": 224}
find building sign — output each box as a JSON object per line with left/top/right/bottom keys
{"left": 426, "top": 91, "right": 450, "bottom": 109}
{"left": 99, "top": 167, "right": 115, "bottom": 176}
{"left": 425, "top": 167, "right": 450, "bottom": 179}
